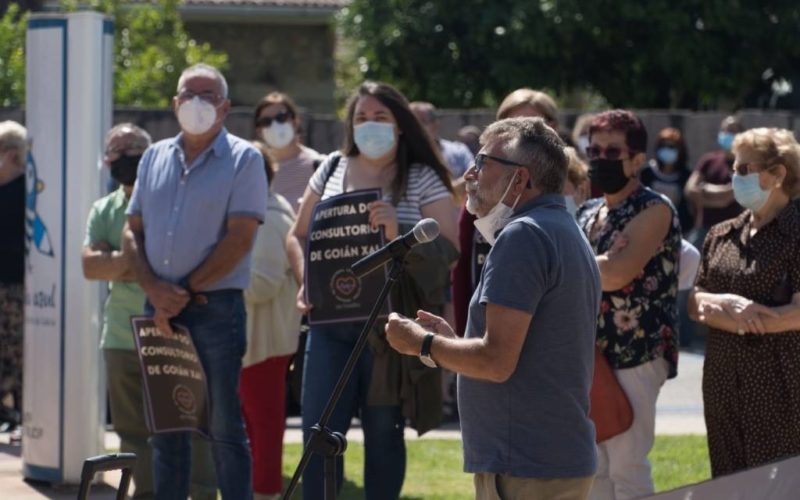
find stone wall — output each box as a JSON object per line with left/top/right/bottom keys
{"left": 184, "top": 20, "right": 336, "bottom": 113}
{"left": 3, "top": 107, "right": 800, "bottom": 169}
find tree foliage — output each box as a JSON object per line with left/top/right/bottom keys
{"left": 107, "top": 0, "right": 228, "bottom": 107}
{"left": 0, "top": 4, "right": 27, "bottom": 107}
{"left": 0, "top": 0, "right": 228, "bottom": 107}
{"left": 338, "top": 0, "right": 800, "bottom": 109}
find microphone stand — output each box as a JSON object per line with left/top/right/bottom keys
{"left": 283, "top": 257, "right": 406, "bottom": 500}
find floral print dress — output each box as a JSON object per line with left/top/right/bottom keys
{"left": 577, "top": 186, "right": 681, "bottom": 378}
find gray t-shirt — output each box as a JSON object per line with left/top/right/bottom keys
{"left": 458, "top": 193, "right": 601, "bottom": 478}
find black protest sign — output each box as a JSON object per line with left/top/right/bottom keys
{"left": 471, "top": 230, "right": 492, "bottom": 289}
{"left": 305, "top": 189, "right": 389, "bottom": 325}
{"left": 131, "top": 316, "right": 209, "bottom": 435}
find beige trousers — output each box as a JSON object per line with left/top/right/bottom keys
{"left": 589, "top": 357, "right": 670, "bottom": 500}
{"left": 475, "top": 472, "right": 594, "bottom": 500}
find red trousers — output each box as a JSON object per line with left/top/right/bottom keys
{"left": 240, "top": 354, "right": 292, "bottom": 495}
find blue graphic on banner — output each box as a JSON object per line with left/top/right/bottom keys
{"left": 25, "top": 151, "right": 54, "bottom": 261}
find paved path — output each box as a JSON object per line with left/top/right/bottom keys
{"left": 0, "top": 352, "right": 707, "bottom": 498}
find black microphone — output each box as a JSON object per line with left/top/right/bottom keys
{"left": 350, "top": 218, "right": 440, "bottom": 278}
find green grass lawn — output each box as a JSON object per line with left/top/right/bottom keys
{"left": 282, "top": 435, "right": 711, "bottom": 499}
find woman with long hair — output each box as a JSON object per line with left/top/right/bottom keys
{"left": 286, "top": 81, "right": 459, "bottom": 499}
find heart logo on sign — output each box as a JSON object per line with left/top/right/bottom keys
{"left": 334, "top": 276, "right": 358, "bottom": 296}
{"left": 172, "top": 385, "right": 197, "bottom": 415}
{"left": 329, "top": 269, "right": 362, "bottom": 303}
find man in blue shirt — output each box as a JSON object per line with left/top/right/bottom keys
{"left": 84, "top": 123, "right": 217, "bottom": 499}
{"left": 124, "top": 63, "right": 267, "bottom": 500}
{"left": 386, "top": 117, "right": 601, "bottom": 499}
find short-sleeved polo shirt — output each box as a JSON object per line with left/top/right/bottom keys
{"left": 458, "top": 194, "right": 601, "bottom": 479}
{"left": 84, "top": 188, "right": 145, "bottom": 350}
{"left": 127, "top": 128, "right": 267, "bottom": 290}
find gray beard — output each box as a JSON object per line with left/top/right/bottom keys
{"left": 465, "top": 172, "right": 514, "bottom": 217}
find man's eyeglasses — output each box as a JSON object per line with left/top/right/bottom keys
{"left": 473, "top": 153, "right": 524, "bottom": 173}
{"left": 177, "top": 90, "right": 224, "bottom": 104}
{"left": 473, "top": 153, "right": 531, "bottom": 187}
{"left": 586, "top": 144, "right": 631, "bottom": 161}
{"left": 255, "top": 111, "right": 293, "bottom": 128}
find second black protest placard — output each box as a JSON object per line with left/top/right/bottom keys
{"left": 131, "top": 316, "right": 209, "bottom": 435}
{"left": 305, "top": 189, "right": 390, "bottom": 325}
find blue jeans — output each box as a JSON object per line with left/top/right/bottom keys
{"left": 147, "top": 290, "right": 252, "bottom": 500}
{"left": 301, "top": 323, "right": 406, "bottom": 500}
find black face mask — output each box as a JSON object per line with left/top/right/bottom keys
{"left": 588, "top": 158, "right": 630, "bottom": 194}
{"left": 110, "top": 154, "right": 141, "bottom": 186}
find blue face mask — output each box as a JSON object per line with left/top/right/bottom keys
{"left": 718, "top": 132, "right": 735, "bottom": 152}
{"left": 732, "top": 172, "right": 770, "bottom": 211}
{"left": 656, "top": 147, "right": 679, "bottom": 165}
{"left": 354, "top": 121, "right": 396, "bottom": 159}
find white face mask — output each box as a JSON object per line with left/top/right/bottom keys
{"left": 354, "top": 121, "right": 396, "bottom": 159}
{"left": 177, "top": 97, "right": 218, "bottom": 136}
{"left": 262, "top": 121, "right": 295, "bottom": 149}
{"left": 472, "top": 173, "right": 521, "bottom": 246}
{"left": 564, "top": 195, "right": 578, "bottom": 217}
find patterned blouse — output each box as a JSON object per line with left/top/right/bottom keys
{"left": 577, "top": 186, "right": 681, "bottom": 378}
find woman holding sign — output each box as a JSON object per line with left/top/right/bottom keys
{"left": 286, "top": 81, "right": 459, "bottom": 500}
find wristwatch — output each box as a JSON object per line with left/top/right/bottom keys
{"left": 419, "top": 333, "right": 438, "bottom": 368}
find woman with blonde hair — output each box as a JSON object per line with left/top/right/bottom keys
{"left": 452, "top": 88, "right": 563, "bottom": 338}
{"left": 689, "top": 128, "right": 800, "bottom": 477}
{"left": 0, "top": 121, "right": 26, "bottom": 436}
{"left": 496, "top": 88, "right": 559, "bottom": 128}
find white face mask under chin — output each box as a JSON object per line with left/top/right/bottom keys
{"left": 473, "top": 174, "right": 521, "bottom": 246}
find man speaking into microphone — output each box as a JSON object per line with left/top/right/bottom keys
{"left": 386, "top": 118, "right": 602, "bottom": 500}
{"left": 351, "top": 218, "right": 440, "bottom": 278}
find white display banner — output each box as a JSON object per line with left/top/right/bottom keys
{"left": 646, "top": 454, "right": 800, "bottom": 500}
{"left": 23, "top": 17, "right": 67, "bottom": 482}
{"left": 23, "top": 12, "right": 112, "bottom": 484}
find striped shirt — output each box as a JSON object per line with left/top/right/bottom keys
{"left": 308, "top": 154, "right": 451, "bottom": 225}
{"left": 270, "top": 145, "right": 322, "bottom": 212}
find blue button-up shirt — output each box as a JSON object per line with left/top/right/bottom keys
{"left": 127, "top": 128, "right": 267, "bottom": 291}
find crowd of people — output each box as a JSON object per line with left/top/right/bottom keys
{"left": 0, "top": 61, "right": 799, "bottom": 500}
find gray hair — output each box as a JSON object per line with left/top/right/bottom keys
{"left": 410, "top": 101, "right": 437, "bottom": 122}
{"left": 480, "top": 117, "right": 567, "bottom": 194}
{"left": 105, "top": 123, "right": 152, "bottom": 150}
{"left": 0, "top": 120, "right": 28, "bottom": 166}
{"left": 177, "top": 63, "right": 229, "bottom": 99}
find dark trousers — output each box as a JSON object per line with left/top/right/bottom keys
{"left": 104, "top": 348, "right": 217, "bottom": 499}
